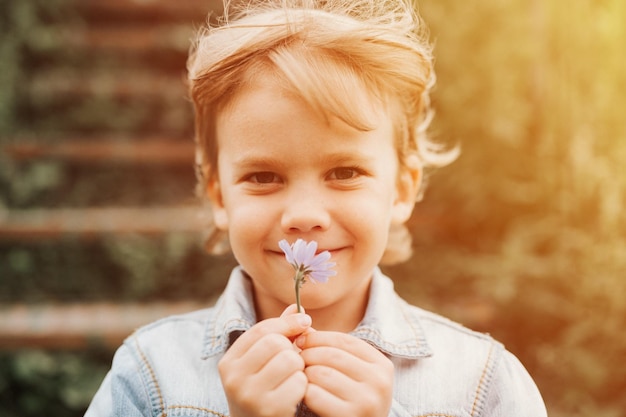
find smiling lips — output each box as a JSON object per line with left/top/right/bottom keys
{"left": 271, "top": 247, "right": 341, "bottom": 256}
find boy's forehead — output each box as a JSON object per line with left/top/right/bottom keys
{"left": 217, "top": 79, "right": 389, "bottom": 138}
{"left": 214, "top": 81, "right": 397, "bottom": 169}
{"left": 221, "top": 68, "right": 387, "bottom": 129}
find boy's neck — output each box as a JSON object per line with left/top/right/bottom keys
{"left": 306, "top": 282, "right": 371, "bottom": 332}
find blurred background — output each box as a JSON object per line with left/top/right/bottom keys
{"left": 0, "top": 0, "right": 624, "bottom": 415}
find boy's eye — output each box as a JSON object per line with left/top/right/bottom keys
{"left": 247, "top": 172, "right": 279, "bottom": 184}
{"left": 328, "top": 167, "right": 361, "bottom": 180}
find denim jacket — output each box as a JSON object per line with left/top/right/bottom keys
{"left": 86, "top": 267, "right": 547, "bottom": 417}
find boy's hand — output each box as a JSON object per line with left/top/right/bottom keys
{"left": 296, "top": 331, "right": 394, "bottom": 417}
{"left": 218, "top": 305, "right": 311, "bottom": 417}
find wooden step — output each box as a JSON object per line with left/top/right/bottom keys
{"left": 22, "top": 69, "right": 193, "bottom": 133}
{"left": 28, "top": 70, "right": 186, "bottom": 103}
{"left": 51, "top": 25, "right": 193, "bottom": 58}
{"left": 73, "top": 0, "right": 221, "bottom": 24}
{"left": 3, "top": 137, "right": 195, "bottom": 164}
{"left": 0, "top": 206, "right": 208, "bottom": 239}
{"left": 0, "top": 301, "right": 212, "bottom": 350}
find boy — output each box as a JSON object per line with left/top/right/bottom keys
{"left": 86, "top": 0, "right": 547, "bottom": 416}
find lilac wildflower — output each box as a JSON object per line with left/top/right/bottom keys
{"left": 279, "top": 239, "right": 336, "bottom": 312}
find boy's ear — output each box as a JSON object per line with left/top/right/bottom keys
{"left": 206, "top": 175, "right": 229, "bottom": 230}
{"left": 392, "top": 155, "right": 422, "bottom": 225}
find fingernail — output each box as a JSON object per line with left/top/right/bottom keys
{"left": 296, "top": 314, "right": 311, "bottom": 328}
{"left": 295, "top": 335, "right": 306, "bottom": 348}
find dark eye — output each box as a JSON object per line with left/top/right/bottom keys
{"left": 249, "top": 172, "right": 278, "bottom": 184}
{"left": 329, "top": 167, "right": 359, "bottom": 180}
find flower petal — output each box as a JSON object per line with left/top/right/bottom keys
{"left": 308, "top": 268, "right": 337, "bottom": 284}
{"left": 278, "top": 239, "right": 294, "bottom": 264}
{"left": 292, "top": 239, "right": 316, "bottom": 267}
{"left": 302, "top": 240, "right": 318, "bottom": 266}
{"left": 308, "top": 251, "right": 331, "bottom": 268}
{"left": 292, "top": 239, "right": 308, "bottom": 266}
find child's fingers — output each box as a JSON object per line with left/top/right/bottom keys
{"left": 301, "top": 345, "right": 372, "bottom": 383}
{"left": 219, "top": 314, "right": 312, "bottom": 416}
{"left": 221, "top": 337, "right": 304, "bottom": 392}
{"left": 222, "top": 344, "right": 308, "bottom": 417}
{"left": 258, "top": 347, "right": 306, "bottom": 388}
{"left": 297, "top": 331, "right": 394, "bottom": 417}
{"left": 304, "top": 383, "right": 353, "bottom": 416}
{"left": 218, "top": 309, "right": 316, "bottom": 417}
{"left": 304, "top": 364, "right": 392, "bottom": 417}
{"left": 266, "top": 369, "right": 308, "bottom": 405}
{"left": 300, "top": 340, "right": 392, "bottom": 397}
{"left": 296, "top": 330, "right": 384, "bottom": 364}
{"left": 226, "top": 312, "right": 312, "bottom": 358}
{"left": 304, "top": 362, "right": 356, "bottom": 400}
{"left": 229, "top": 332, "right": 298, "bottom": 376}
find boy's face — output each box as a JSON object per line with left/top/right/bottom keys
{"left": 207, "top": 78, "right": 419, "bottom": 322}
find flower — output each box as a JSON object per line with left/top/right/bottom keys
{"left": 279, "top": 239, "right": 336, "bottom": 312}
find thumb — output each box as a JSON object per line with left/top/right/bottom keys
{"left": 278, "top": 304, "right": 311, "bottom": 333}
{"left": 281, "top": 303, "right": 305, "bottom": 317}
{"left": 280, "top": 304, "right": 316, "bottom": 347}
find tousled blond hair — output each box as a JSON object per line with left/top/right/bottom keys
{"left": 188, "top": 0, "right": 457, "bottom": 264}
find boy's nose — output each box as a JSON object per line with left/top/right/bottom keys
{"left": 280, "top": 189, "right": 331, "bottom": 233}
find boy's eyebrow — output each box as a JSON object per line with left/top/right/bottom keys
{"left": 230, "top": 155, "right": 287, "bottom": 170}
{"left": 321, "top": 152, "right": 375, "bottom": 165}
{"left": 231, "top": 151, "right": 375, "bottom": 169}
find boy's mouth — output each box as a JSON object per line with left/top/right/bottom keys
{"left": 269, "top": 246, "right": 343, "bottom": 256}
{"left": 317, "top": 246, "right": 346, "bottom": 258}
{"left": 317, "top": 248, "right": 336, "bottom": 255}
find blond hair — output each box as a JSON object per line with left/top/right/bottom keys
{"left": 188, "top": 0, "right": 457, "bottom": 263}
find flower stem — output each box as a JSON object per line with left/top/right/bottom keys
{"left": 295, "top": 270, "right": 304, "bottom": 313}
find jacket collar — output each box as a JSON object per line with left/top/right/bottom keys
{"left": 201, "top": 267, "right": 256, "bottom": 359}
{"left": 352, "top": 268, "right": 433, "bottom": 359}
{"left": 201, "top": 266, "right": 432, "bottom": 359}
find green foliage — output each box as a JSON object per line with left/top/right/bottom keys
{"left": 0, "top": 158, "right": 65, "bottom": 207}
{"left": 0, "top": 350, "right": 111, "bottom": 417}
{"left": 406, "top": 1, "right": 626, "bottom": 415}
{"left": 0, "top": 0, "right": 72, "bottom": 135}
{"left": 0, "top": 0, "right": 30, "bottom": 135}
{"left": 0, "top": 236, "right": 235, "bottom": 302}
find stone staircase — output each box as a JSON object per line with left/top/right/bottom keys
{"left": 0, "top": 0, "right": 229, "bottom": 349}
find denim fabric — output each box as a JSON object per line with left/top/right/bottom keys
{"left": 86, "top": 267, "right": 547, "bottom": 417}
